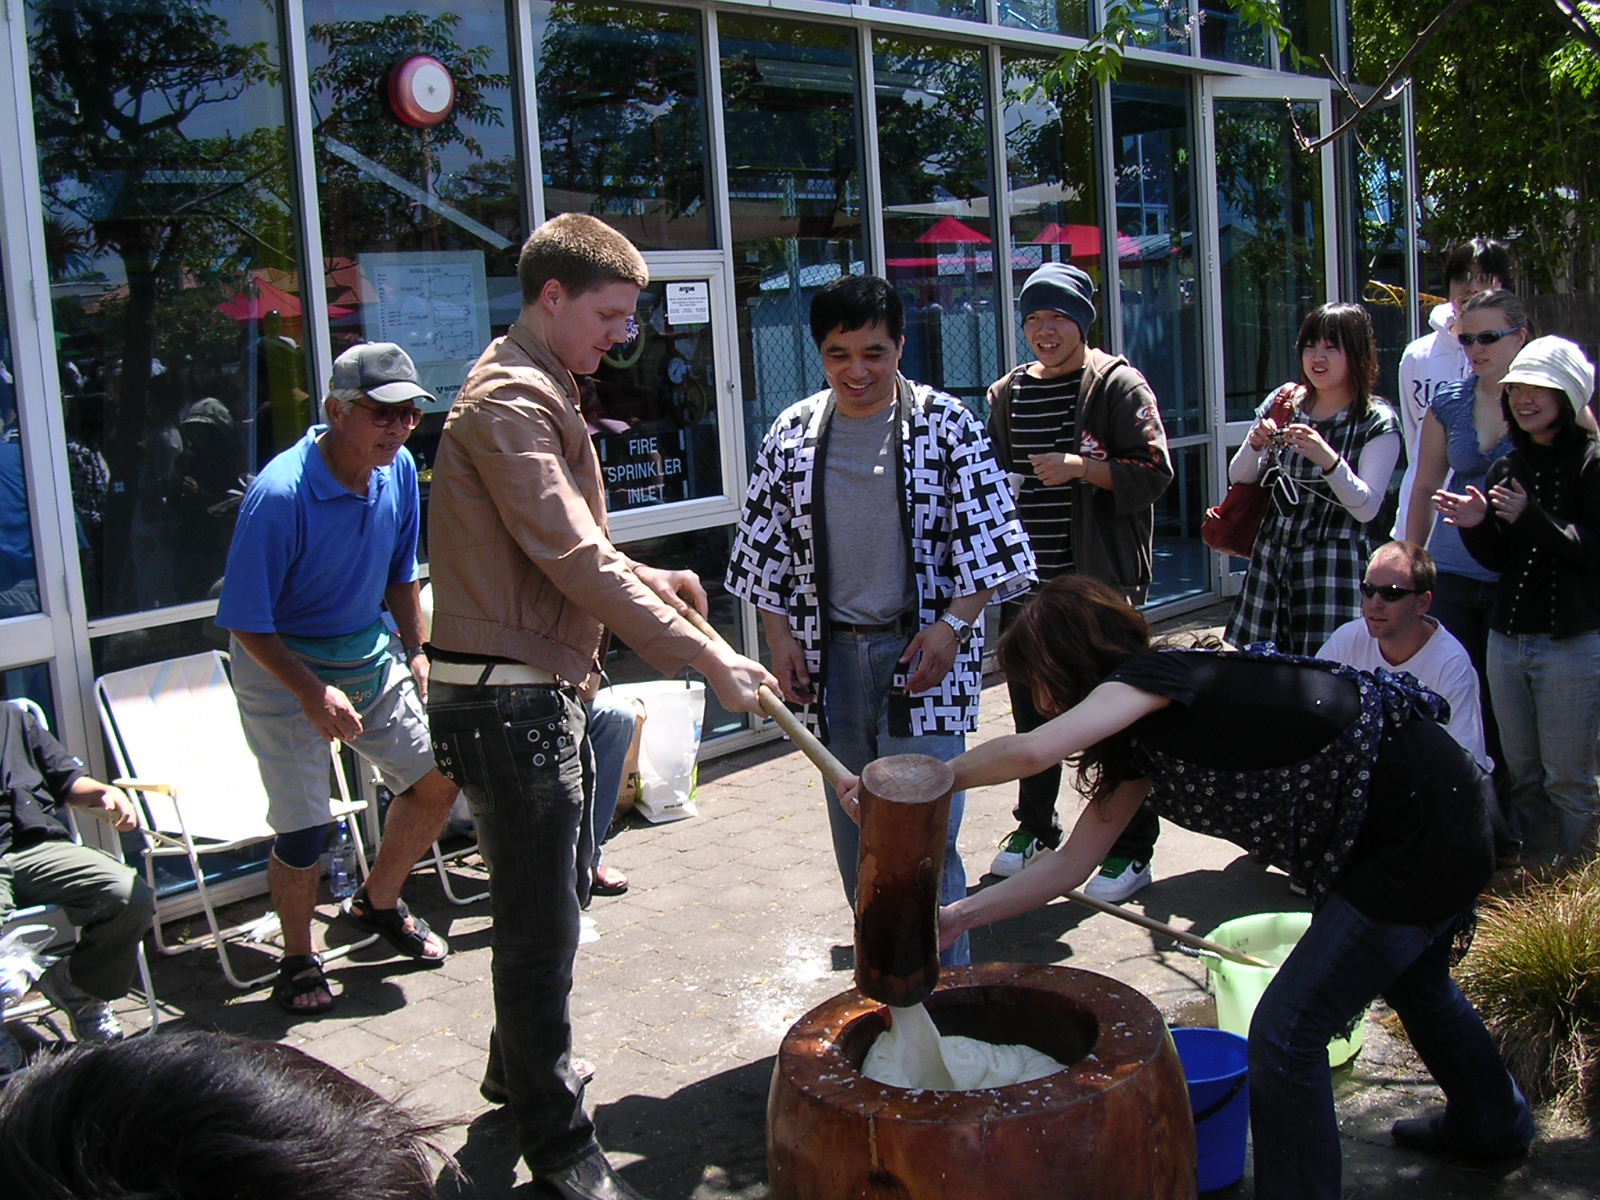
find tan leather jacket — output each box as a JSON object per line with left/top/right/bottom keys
{"left": 427, "top": 318, "right": 709, "bottom": 694}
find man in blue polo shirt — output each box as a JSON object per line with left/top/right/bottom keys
{"left": 217, "top": 343, "right": 458, "bottom": 1016}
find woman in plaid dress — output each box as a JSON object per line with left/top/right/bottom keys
{"left": 1226, "top": 303, "right": 1401, "bottom": 654}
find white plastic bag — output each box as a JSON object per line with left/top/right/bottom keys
{"left": 605, "top": 680, "right": 705, "bottom": 823}
{"left": 0, "top": 924, "right": 58, "bottom": 1007}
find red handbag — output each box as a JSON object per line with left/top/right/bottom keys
{"left": 1201, "top": 387, "right": 1299, "bottom": 558}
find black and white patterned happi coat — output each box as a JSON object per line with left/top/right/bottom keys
{"left": 726, "top": 375, "right": 1036, "bottom": 738}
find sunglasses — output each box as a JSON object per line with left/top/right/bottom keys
{"left": 1359, "top": 582, "right": 1422, "bottom": 602}
{"left": 350, "top": 399, "right": 424, "bottom": 429}
{"left": 1457, "top": 328, "right": 1522, "bottom": 348}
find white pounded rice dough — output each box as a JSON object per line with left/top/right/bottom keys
{"left": 861, "top": 1008, "right": 1066, "bottom": 1090}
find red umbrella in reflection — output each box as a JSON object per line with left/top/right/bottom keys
{"left": 916, "top": 215, "right": 991, "bottom": 244}
{"left": 1035, "top": 223, "right": 1140, "bottom": 261}
{"left": 217, "top": 277, "right": 352, "bottom": 321}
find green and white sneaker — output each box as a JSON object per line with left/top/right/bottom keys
{"left": 1082, "top": 855, "right": 1152, "bottom": 904}
{"left": 989, "top": 828, "right": 1048, "bottom": 878}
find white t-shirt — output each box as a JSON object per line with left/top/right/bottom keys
{"left": 1392, "top": 303, "right": 1471, "bottom": 539}
{"left": 1318, "top": 616, "right": 1490, "bottom": 771}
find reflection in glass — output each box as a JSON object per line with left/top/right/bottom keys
{"left": 1123, "top": 0, "right": 1193, "bottom": 54}
{"left": 874, "top": 0, "right": 980, "bottom": 21}
{"left": 1148, "top": 443, "right": 1210, "bottom": 605}
{"left": 587, "top": 280, "right": 723, "bottom": 514}
{"left": 1348, "top": 102, "right": 1410, "bottom": 397}
{"left": 1002, "top": 56, "right": 1100, "bottom": 369}
{"left": 1278, "top": 0, "right": 1336, "bottom": 74}
{"left": 1199, "top": 0, "right": 1270, "bottom": 64}
{"left": 1112, "top": 72, "right": 1203, "bottom": 437}
{"left": 0, "top": 269, "right": 41, "bottom": 619}
{"left": 720, "top": 16, "right": 864, "bottom": 465}
{"left": 0, "top": 664, "right": 54, "bottom": 723}
{"left": 1213, "top": 98, "right": 1325, "bottom": 420}
{"left": 29, "top": 0, "right": 303, "bottom": 619}
{"left": 606, "top": 526, "right": 748, "bottom": 739}
{"left": 875, "top": 38, "right": 998, "bottom": 411}
{"left": 533, "top": 1, "right": 713, "bottom": 252}
{"left": 308, "top": 0, "right": 520, "bottom": 555}
{"left": 1000, "top": 0, "right": 1090, "bottom": 37}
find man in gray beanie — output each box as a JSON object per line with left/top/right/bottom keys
{"left": 984, "top": 261, "right": 1173, "bottom": 902}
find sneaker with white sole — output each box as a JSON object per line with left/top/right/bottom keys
{"left": 37, "top": 961, "right": 123, "bottom": 1044}
{"left": 1081, "top": 856, "right": 1152, "bottom": 904}
{"left": 989, "top": 828, "right": 1049, "bottom": 877}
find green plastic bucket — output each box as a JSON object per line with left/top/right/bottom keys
{"left": 1204, "top": 911, "right": 1365, "bottom": 1067}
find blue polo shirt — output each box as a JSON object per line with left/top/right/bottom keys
{"left": 216, "top": 426, "right": 420, "bottom": 638}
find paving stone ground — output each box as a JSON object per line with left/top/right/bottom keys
{"left": 23, "top": 605, "right": 1598, "bottom": 1198}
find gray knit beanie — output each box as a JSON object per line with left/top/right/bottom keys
{"left": 1018, "top": 263, "right": 1097, "bottom": 337}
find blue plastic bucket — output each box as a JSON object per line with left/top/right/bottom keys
{"left": 1171, "top": 1027, "right": 1250, "bottom": 1193}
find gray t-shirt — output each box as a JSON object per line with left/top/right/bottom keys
{"left": 824, "top": 405, "right": 914, "bottom": 625}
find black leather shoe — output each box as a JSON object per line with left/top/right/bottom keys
{"left": 1391, "top": 1113, "right": 1530, "bottom": 1160}
{"left": 540, "top": 1146, "right": 650, "bottom": 1200}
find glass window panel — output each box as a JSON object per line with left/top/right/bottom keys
{"left": 1111, "top": 71, "right": 1203, "bottom": 437}
{"left": 605, "top": 526, "right": 749, "bottom": 740}
{"left": 1124, "top": 0, "right": 1193, "bottom": 55}
{"left": 1278, "top": 0, "right": 1336, "bottom": 75}
{"left": 875, "top": 38, "right": 999, "bottom": 414}
{"left": 29, "top": 0, "right": 304, "bottom": 619}
{"left": 1, "top": 664, "right": 54, "bottom": 726}
{"left": 1002, "top": 55, "right": 1101, "bottom": 368}
{"left": 1348, "top": 102, "right": 1410, "bottom": 399}
{"left": 720, "top": 16, "right": 865, "bottom": 468}
{"left": 533, "top": 1, "right": 714, "bottom": 252}
{"left": 1199, "top": 0, "right": 1270, "bottom": 63}
{"left": 874, "top": 0, "right": 981, "bottom": 21}
{"left": 1213, "top": 97, "right": 1326, "bottom": 422}
{"left": 308, "top": 0, "right": 521, "bottom": 560}
{"left": 1001, "top": 0, "right": 1090, "bottom": 37}
{"left": 0, "top": 260, "right": 41, "bottom": 619}
{"left": 1148, "top": 442, "right": 1210, "bottom": 606}
{"left": 588, "top": 278, "right": 723, "bottom": 513}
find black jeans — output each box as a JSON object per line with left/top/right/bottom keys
{"left": 1006, "top": 670, "right": 1160, "bottom": 860}
{"left": 427, "top": 681, "right": 597, "bottom": 1173}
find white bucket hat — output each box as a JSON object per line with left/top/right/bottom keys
{"left": 1500, "top": 335, "right": 1596, "bottom": 417}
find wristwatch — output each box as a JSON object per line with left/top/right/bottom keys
{"left": 938, "top": 612, "right": 974, "bottom": 646}
{"left": 403, "top": 645, "right": 427, "bottom": 663}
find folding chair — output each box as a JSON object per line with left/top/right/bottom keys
{"left": 1, "top": 697, "right": 160, "bottom": 1034}
{"left": 94, "top": 652, "right": 373, "bottom": 990}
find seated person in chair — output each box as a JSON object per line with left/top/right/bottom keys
{"left": 0, "top": 702, "right": 152, "bottom": 1075}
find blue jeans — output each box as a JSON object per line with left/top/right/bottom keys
{"left": 820, "top": 629, "right": 970, "bottom": 967}
{"left": 426, "top": 681, "right": 597, "bottom": 1173}
{"left": 1249, "top": 893, "right": 1532, "bottom": 1199}
{"left": 1487, "top": 629, "right": 1600, "bottom": 861}
{"left": 587, "top": 691, "right": 637, "bottom": 871}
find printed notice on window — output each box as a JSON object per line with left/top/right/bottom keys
{"left": 664, "top": 281, "right": 710, "bottom": 326}
{"left": 360, "top": 250, "right": 491, "bottom": 410}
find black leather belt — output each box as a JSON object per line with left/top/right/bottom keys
{"left": 832, "top": 615, "right": 914, "bottom": 637}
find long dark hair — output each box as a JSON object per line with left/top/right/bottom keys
{"left": 997, "top": 577, "right": 1153, "bottom": 805}
{"left": 1296, "top": 302, "right": 1380, "bottom": 416}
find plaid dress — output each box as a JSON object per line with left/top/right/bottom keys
{"left": 1226, "top": 387, "right": 1400, "bottom": 655}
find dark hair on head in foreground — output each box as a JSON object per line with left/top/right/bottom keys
{"left": 1445, "top": 237, "right": 1514, "bottom": 291}
{"left": 809, "top": 274, "right": 905, "bottom": 345}
{"left": 0, "top": 1030, "right": 452, "bottom": 1200}
{"left": 997, "top": 576, "right": 1155, "bottom": 805}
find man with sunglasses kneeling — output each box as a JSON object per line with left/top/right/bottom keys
{"left": 217, "top": 343, "right": 460, "bottom": 1017}
{"left": 1318, "top": 540, "right": 1490, "bottom": 771}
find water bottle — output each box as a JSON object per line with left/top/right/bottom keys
{"left": 328, "top": 819, "right": 358, "bottom": 901}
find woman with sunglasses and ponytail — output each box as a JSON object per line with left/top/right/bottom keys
{"left": 1226, "top": 302, "right": 1401, "bottom": 654}
{"left": 1436, "top": 336, "right": 1600, "bottom": 864}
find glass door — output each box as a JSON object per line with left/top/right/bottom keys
{"left": 1199, "top": 77, "right": 1337, "bottom": 591}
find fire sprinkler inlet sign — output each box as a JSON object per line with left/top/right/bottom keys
{"left": 665, "top": 281, "right": 710, "bottom": 326}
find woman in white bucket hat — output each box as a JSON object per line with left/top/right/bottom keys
{"left": 1435, "top": 335, "right": 1600, "bottom": 863}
